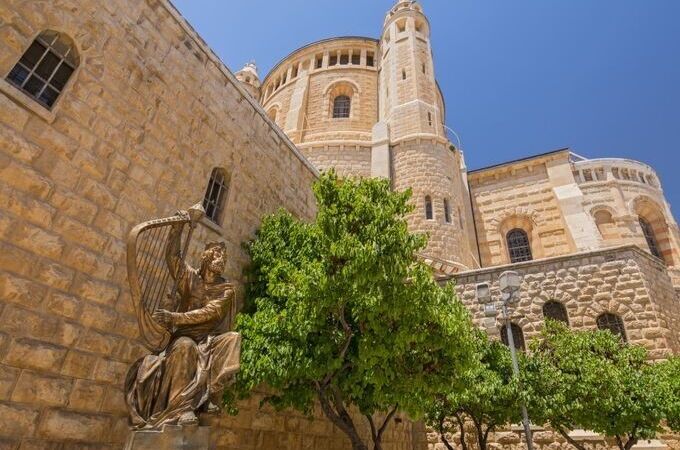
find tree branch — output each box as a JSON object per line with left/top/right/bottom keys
{"left": 555, "top": 426, "right": 588, "bottom": 450}
{"left": 454, "top": 413, "right": 468, "bottom": 450}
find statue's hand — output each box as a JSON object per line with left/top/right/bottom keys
{"left": 153, "top": 309, "right": 176, "bottom": 330}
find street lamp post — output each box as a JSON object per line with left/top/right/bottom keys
{"left": 498, "top": 271, "right": 534, "bottom": 450}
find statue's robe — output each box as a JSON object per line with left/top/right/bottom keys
{"left": 125, "top": 265, "right": 240, "bottom": 429}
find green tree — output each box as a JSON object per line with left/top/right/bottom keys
{"left": 524, "top": 320, "right": 673, "bottom": 450}
{"left": 656, "top": 356, "right": 680, "bottom": 432}
{"left": 425, "top": 331, "right": 522, "bottom": 450}
{"left": 235, "top": 172, "right": 476, "bottom": 450}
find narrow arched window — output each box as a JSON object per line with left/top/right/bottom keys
{"left": 500, "top": 323, "right": 526, "bottom": 351}
{"left": 7, "top": 30, "right": 79, "bottom": 109}
{"left": 202, "top": 168, "right": 229, "bottom": 225}
{"left": 543, "top": 301, "right": 569, "bottom": 325}
{"left": 639, "top": 217, "right": 661, "bottom": 259}
{"left": 332, "top": 95, "right": 351, "bottom": 118}
{"left": 425, "top": 196, "right": 433, "bottom": 220}
{"left": 597, "top": 313, "right": 627, "bottom": 342}
{"left": 507, "top": 229, "right": 532, "bottom": 263}
{"left": 443, "top": 198, "right": 451, "bottom": 224}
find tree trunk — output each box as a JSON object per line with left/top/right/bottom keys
{"left": 617, "top": 434, "right": 639, "bottom": 450}
{"left": 366, "top": 406, "right": 399, "bottom": 450}
{"left": 471, "top": 418, "right": 489, "bottom": 450}
{"left": 555, "top": 426, "right": 589, "bottom": 450}
{"left": 436, "top": 415, "right": 456, "bottom": 450}
{"left": 455, "top": 413, "right": 469, "bottom": 450}
{"left": 315, "top": 384, "right": 368, "bottom": 450}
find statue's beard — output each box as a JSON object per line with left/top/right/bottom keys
{"left": 207, "top": 257, "right": 225, "bottom": 275}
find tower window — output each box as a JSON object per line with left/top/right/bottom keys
{"left": 340, "top": 53, "right": 349, "bottom": 65}
{"left": 329, "top": 55, "right": 338, "bottom": 66}
{"left": 597, "top": 313, "right": 627, "bottom": 342}
{"left": 500, "top": 323, "right": 526, "bottom": 352}
{"left": 202, "top": 168, "right": 229, "bottom": 225}
{"left": 351, "top": 52, "right": 360, "bottom": 65}
{"left": 291, "top": 65, "right": 298, "bottom": 78}
{"left": 427, "top": 112, "right": 432, "bottom": 126}
{"left": 444, "top": 199, "right": 451, "bottom": 224}
{"left": 425, "top": 196, "right": 433, "bottom": 220}
{"left": 507, "top": 229, "right": 533, "bottom": 263}
{"left": 332, "top": 95, "right": 351, "bottom": 118}
{"left": 7, "top": 30, "right": 79, "bottom": 109}
{"left": 543, "top": 301, "right": 569, "bottom": 325}
{"left": 402, "top": 69, "right": 407, "bottom": 80}
{"left": 366, "top": 52, "right": 375, "bottom": 67}
{"left": 639, "top": 217, "right": 661, "bottom": 259}
{"left": 422, "top": 63, "right": 426, "bottom": 74}
{"left": 315, "top": 54, "right": 323, "bottom": 69}
{"left": 396, "top": 19, "right": 407, "bottom": 33}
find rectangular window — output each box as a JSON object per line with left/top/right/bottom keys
{"left": 366, "top": 52, "right": 375, "bottom": 67}
{"left": 583, "top": 169, "right": 593, "bottom": 182}
{"left": 291, "top": 64, "right": 298, "bottom": 78}
{"left": 351, "top": 53, "right": 360, "bottom": 65}
{"left": 315, "top": 54, "right": 323, "bottom": 69}
{"left": 329, "top": 55, "right": 338, "bottom": 66}
{"left": 340, "top": 53, "right": 349, "bottom": 65}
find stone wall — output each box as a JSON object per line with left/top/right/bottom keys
{"left": 0, "top": 1, "right": 426, "bottom": 449}
{"left": 452, "top": 245, "right": 680, "bottom": 360}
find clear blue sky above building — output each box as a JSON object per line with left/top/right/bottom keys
{"left": 172, "top": 0, "right": 680, "bottom": 209}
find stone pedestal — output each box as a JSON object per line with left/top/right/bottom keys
{"left": 125, "top": 426, "right": 215, "bottom": 450}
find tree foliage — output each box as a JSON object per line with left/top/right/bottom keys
{"left": 235, "top": 172, "right": 476, "bottom": 450}
{"left": 524, "top": 320, "right": 674, "bottom": 450}
{"left": 425, "top": 330, "right": 522, "bottom": 450}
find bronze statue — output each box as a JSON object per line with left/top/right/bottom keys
{"left": 124, "top": 205, "right": 240, "bottom": 430}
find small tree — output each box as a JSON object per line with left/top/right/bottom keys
{"left": 425, "top": 331, "right": 522, "bottom": 450}
{"left": 656, "top": 356, "right": 680, "bottom": 432}
{"left": 524, "top": 320, "right": 672, "bottom": 450}
{"left": 236, "top": 172, "right": 476, "bottom": 450}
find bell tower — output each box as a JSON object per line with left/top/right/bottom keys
{"left": 235, "top": 62, "right": 261, "bottom": 102}
{"left": 374, "top": 0, "right": 478, "bottom": 270}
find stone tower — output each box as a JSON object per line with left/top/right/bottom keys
{"left": 376, "top": 0, "right": 477, "bottom": 269}
{"left": 235, "top": 61, "right": 261, "bottom": 101}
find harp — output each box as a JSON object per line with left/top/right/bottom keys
{"left": 126, "top": 204, "right": 205, "bottom": 352}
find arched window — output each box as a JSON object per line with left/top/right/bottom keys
{"left": 597, "top": 313, "right": 627, "bottom": 342}
{"left": 639, "top": 217, "right": 662, "bottom": 259}
{"left": 202, "top": 168, "right": 229, "bottom": 225}
{"left": 443, "top": 198, "right": 451, "bottom": 224}
{"left": 332, "top": 95, "right": 351, "bottom": 118}
{"left": 267, "top": 107, "right": 278, "bottom": 123}
{"left": 500, "top": 323, "right": 526, "bottom": 351}
{"left": 7, "top": 30, "right": 79, "bottom": 109}
{"left": 425, "top": 196, "right": 433, "bottom": 220}
{"left": 507, "top": 229, "right": 533, "bottom": 263}
{"left": 543, "top": 301, "right": 569, "bottom": 325}
{"left": 594, "top": 210, "right": 617, "bottom": 241}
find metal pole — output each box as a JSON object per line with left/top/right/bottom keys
{"left": 502, "top": 302, "right": 534, "bottom": 450}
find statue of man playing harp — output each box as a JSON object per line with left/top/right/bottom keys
{"left": 125, "top": 207, "right": 241, "bottom": 430}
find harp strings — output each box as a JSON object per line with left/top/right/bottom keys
{"left": 137, "top": 224, "right": 182, "bottom": 314}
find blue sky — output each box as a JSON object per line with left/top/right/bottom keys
{"left": 172, "top": 0, "right": 680, "bottom": 209}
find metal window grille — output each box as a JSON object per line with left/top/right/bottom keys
{"left": 444, "top": 199, "right": 451, "bottom": 223}
{"left": 639, "top": 218, "right": 662, "bottom": 259}
{"left": 425, "top": 196, "right": 433, "bottom": 220}
{"left": 543, "top": 301, "right": 569, "bottom": 325}
{"left": 332, "top": 95, "right": 351, "bottom": 118}
{"left": 507, "top": 229, "right": 533, "bottom": 263}
{"left": 7, "top": 30, "right": 78, "bottom": 109}
{"left": 202, "top": 169, "right": 228, "bottom": 225}
{"left": 597, "top": 313, "right": 627, "bottom": 342}
{"left": 500, "top": 323, "right": 526, "bottom": 351}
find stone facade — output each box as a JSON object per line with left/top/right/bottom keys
{"left": 0, "top": 0, "right": 426, "bottom": 448}
{"left": 0, "top": 0, "right": 679, "bottom": 449}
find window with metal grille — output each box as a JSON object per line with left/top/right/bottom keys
{"left": 597, "top": 313, "right": 627, "bottom": 342}
{"left": 500, "top": 323, "right": 526, "bottom": 351}
{"left": 543, "top": 301, "right": 569, "bottom": 325}
{"left": 443, "top": 198, "right": 451, "bottom": 224}
{"left": 425, "top": 196, "right": 433, "bottom": 220}
{"left": 7, "top": 30, "right": 79, "bottom": 109}
{"left": 332, "top": 95, "right": 351, "bottom": 118}
{"left": 639, "top": 217, "right": 661, "bottom": 259}
{"left": 202, "top": 168, "right": 228, "bottom": 225}
{"left": 507, "top": 229, "right": 533, "bottom": 263}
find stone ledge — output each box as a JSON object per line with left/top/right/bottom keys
{"left": 125, "top": 426, "right": 215, "bottom": 450}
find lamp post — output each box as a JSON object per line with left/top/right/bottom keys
{"left": 479, "top": 271, "right": 534, "bottom": 450}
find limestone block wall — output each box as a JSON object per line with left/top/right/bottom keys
{"left": 469, "top": 152, "right": 577, "bottom": 267}
{"left": 452, "top": 246, "right": 680, "bottom": 359}
{"left": 0, "top": 1, "right": 427, "bottom": 449}
{"left": 574, "top": 158, "right": 680, "bottom": 267}
{"left": 260, "top": 38, "right": 379, "bottom": 147}
{"left": 392, "top": 139, "right": 476, "bottom": 269}
{"left": 299, "top": 144, "right": 372, "bottom": 178}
